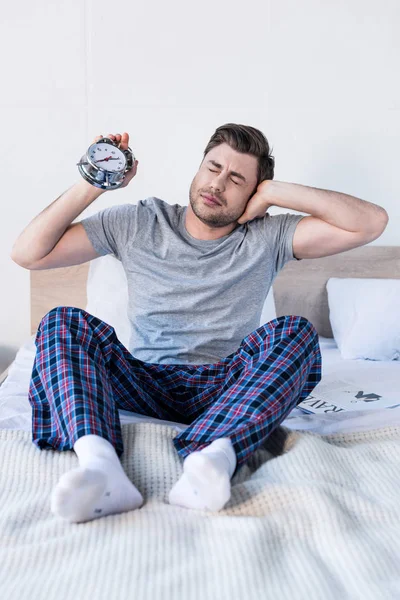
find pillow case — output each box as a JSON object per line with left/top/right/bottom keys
{"left": 85, "top": 255, "right": 277, "bottom": 352}
{"left": 85, "top": 255, "right": 130, "bottom": 350}
{"left": 326, "top": 277, "right": 400, "bottom": 361}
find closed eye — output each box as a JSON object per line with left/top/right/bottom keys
{"left": 208, "top": 168, "right": 239, "bottom": 185}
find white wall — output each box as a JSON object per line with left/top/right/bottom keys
{"left": 1, "top": 0, "right": 399, "bottom": 371}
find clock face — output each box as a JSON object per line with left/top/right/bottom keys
{"left": 88, "top": 142, "right": 127, "bottom": 172}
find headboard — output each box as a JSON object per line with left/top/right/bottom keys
{"left": 31, "top": 263, "right": 89, "bottom": 336}
{"left": 273, "top": 246, "right": 400, "bottom": 337}
{"left": 31, "top": 246, "right": 400, "bottom": 338}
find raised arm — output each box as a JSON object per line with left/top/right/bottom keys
{"left": 11, "top": 132, "right": 138, "bottom": 270}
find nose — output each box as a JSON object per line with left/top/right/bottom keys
{"left": 210, "top": 172, "right": 225, "bottom": 193}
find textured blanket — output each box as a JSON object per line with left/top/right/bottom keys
{"left": 1, "top": 422, "right": 400, "bottom": 600}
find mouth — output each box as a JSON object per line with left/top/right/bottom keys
{"left": 202, "top": 194, "right": 221, "bottom": 206}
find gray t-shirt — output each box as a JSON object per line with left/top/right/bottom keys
{"left": 81, "top": 197, "right": 305, "bottom": 365}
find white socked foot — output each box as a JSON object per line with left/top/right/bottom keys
{"left": 51, "top": 435, "right": 143, "bottom": 523}
{"left": 169, "top": 438, "right": 236, "bottom": 512}
{"left": 51, "top": 458, "right": 143, "bottom": 523}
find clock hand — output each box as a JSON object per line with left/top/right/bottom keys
{"left": 95, "top": 156, "right": 119, "bottom": 162}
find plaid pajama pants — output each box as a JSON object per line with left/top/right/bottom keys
{"left": 28, "top": 306, "right": 322, "bottom": 475}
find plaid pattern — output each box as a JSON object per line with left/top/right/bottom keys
{"left": 28, "top": 307, "right": 322, "bottom": 474}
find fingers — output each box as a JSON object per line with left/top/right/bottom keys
{"left": 119, "top": 132, "right": 129, "bottom": 150}
{"left": 92, "top": 132, "right": 129, "bottom": 149}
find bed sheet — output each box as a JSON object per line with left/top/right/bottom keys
{"left": 0, "top": 333, "right": 399, "bottom": 435}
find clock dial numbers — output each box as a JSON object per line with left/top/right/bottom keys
{"left": 89, "top": 142, "right": 126, "bottom": 172}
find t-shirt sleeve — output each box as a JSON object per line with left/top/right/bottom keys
{"left": 260, "top": 212, "right": 306, "bottom": 274}
{"left": 80, "top": 203, "right": 137, "bottom": 261}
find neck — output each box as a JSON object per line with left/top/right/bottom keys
{"left": 185, "top": 204, "right": 237, "bottom": 240}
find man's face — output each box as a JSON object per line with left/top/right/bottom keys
{"left": 189, "top": 143, "right": 259, "bottom": 228}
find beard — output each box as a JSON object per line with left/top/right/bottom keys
{"left": 188, "top": 182, "right": 245, "bottom": 228}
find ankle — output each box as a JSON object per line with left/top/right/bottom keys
{"left": 201, "top": 438, "right": 237, "bottom": 478}
{"left": 73, "top": 435, "right": 121, "bottom": 468}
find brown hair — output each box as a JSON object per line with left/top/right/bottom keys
{"left": 202, "top": 123, "right": 275, "bottom": 192}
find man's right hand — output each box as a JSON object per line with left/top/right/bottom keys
{"left": 93, "top": 132, "right": 139, "bottom": 189}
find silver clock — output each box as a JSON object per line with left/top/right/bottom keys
{"left": 77, "top": 136, "right": 135, "bottom": 190}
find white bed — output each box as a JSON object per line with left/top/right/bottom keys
{"left": 1, "top": 246, "right": 400, "bottom": 600}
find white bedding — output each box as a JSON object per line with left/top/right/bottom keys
{"left": 3, "top": 333, "right": 400, "bottom": 599}
{"left": 1, "top": 333, "right": 399, "bottom": 436}
{"left": 3, "top": 421, "right": 400, "bottom": 599}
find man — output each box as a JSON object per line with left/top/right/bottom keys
{"left": 11, "top": 124, "right": 388, "bottom": 523}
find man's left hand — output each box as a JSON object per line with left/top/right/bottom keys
{"left": 237, "top": 180, "right": 275, "bottom": 224}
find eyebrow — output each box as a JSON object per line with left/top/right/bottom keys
{"left": 207, "top": 160, "right": 247, "bottom": 183}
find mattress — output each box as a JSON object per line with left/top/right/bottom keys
{"left": 0, "top": 333, "right": 399, "bottom": 436}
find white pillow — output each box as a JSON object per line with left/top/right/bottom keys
{"left": 326, "top": 277, "right": 400, "bottom": 361}
{"left": 259, "top": 287, "right": 277, "bottom": 324}
{"left": 85, "top": 255, "right": 131, "bottom": 350}
{"left": 85, "top": 255, "right": 277, "bottom": 351}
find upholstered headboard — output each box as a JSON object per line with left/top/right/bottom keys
{"left": 31, "top": 246, "right": 400, "bottom": 338}
{"left": 273, "top": 246, "right": 400, "bottom": 337}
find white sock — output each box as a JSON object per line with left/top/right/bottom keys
{"left": 50, "top": 434, "right": 143, "bottom": 523}
{"left": 168, "top": 438, "right": 237, "bottom": 512}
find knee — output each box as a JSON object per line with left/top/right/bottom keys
{"left": 297, "top": 318, "right": 320, "bottom": 349}
{"left": 39, "top": 306, "right": 82, "bottom": 327}
{"left": 262, "top": 315, "right": 319, "bottom": 339}
{"left": 296, "top": 316, "right": 318, "bottom": 336}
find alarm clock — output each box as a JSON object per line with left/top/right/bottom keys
{"left": 77, "top": 136, "right": 135, "bottom": 190}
